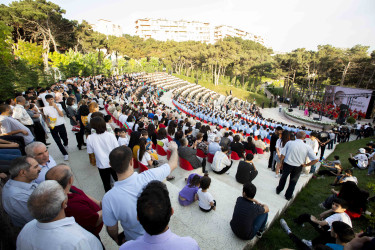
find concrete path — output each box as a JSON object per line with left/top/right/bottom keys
{"left": 45, "top": 94, "right": 338, "bottom": 250}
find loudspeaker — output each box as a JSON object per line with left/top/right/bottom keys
{"left": 288, "top": 108, "right": 293, "bottom": 112}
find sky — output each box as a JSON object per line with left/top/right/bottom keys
{"left": 3, "top": 0, "right": 375, "bottom": 53}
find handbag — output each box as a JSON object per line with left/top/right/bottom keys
{"left": 72, "top": 125, "right": 80, "bottom": 132}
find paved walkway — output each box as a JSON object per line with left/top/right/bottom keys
{"left": 46, "top": 93, "right": 339, "bottom": 250}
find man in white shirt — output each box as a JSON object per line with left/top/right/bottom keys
{"left": 25, "top": 141, "right": 56, "bottom": 184}
{"left": 211, "top": 145, "right": 232, "bottom": 174}
{"left": 43, "top": 94, "right": 69, "bottom": 160}
{"left": 17, "top": 180, "right": 102, "bottom": 250}
{"left": 276, "top": 131, "right": 319, "bottom": 200}
{"left": 0, "top": 104, "right": 34, "bottom": 145}
{"left": 348, "top": 148, "right": 368, "bottom": 169}
{"left": 12, "top": 96, "right": 34, "bottom": 130}
{"left": 102, "top": 142, "right": 178, "bottom": 245}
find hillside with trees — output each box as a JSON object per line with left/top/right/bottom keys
{"left": 0, "top": 0, "right": 374, "bottom": 100}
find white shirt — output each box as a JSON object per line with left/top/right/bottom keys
{"left": 0, "top": 115, "right": 34, "bottom": 145}
{"left": 353, "top": 153, "right": 368, "bottom": 169}
{"left": 119, "top": 114, "right": 128, "bottom": 125}
{"left": 211, "top": 151, "right": 231, "bottom": 172}
{"left": 306, "top": 138, "right": 319, "bottom": 154}
{"left": 87, "top": 132, "right": 119, "bottom": 169}
{"left": 38, "top": 93, "right": 53, "bottom": 107}
{"left": 138, "top": 150, "right": 151, "bottom": 166}
{"left": 281, "top": 139, "right": 318, "bottom": 166}
{"left": 325, "top": 212, "right": 352, "bottom": 230}
{"left": 35, "top": 155, "right": 57, "bottom": 184}
{"left": 102, "top": 164, "right": 171, "bottom": 240}
{"left": 118, "top": 137, "right": 129, "bottom": 146}
{"left": 341, "top": 176, "right": 358, "bottom": 184}
{"left": 12, "top": 104, "right": 33, "bottom": 126}
{"left": 17, "top": 217, "right": 102, "bottom": 250}
{"left": 197, "top": 189, "right": 214, "bottom": 210}
{"left": 43, "top": 104, "right": 65, "bottom": 128}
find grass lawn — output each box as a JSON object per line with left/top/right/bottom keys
{"left": 254, "top": 137, "right": 375, "bottom": 250}
{"left": 172, "top": 74, "right": 271, "bottom": 106}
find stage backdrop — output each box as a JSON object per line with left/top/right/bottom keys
{"left": 325, "top": 86, "right": 373, "bottom": 115}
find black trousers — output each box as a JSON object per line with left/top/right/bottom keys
{"left": 276, "top": 163, "right": 302, "bottom": 200}
{"left": 0, "top": 135, "right": 26, "bottom": 155}
{"left": 50, "top": 124, "right": 68, "bottom": 155}
{"left": 295, "top": 213, "right": 335, "bottom": 246}
{"left": 320, "top": 145, "right": 326, "bottom": 160}
{"left": 348, "top": 158, "right": 358, "bottom": 168}
{"left": 268, "top": 150, "right": 275, "bottom": 169}
{"left": 98, "top": 167, "right": 118, "bottom": 192}
{"left": 33, "top": 121, "right": 46, "bottom": 144}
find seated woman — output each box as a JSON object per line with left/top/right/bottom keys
{"left": 137, "top": 138, "right": 158, "bottom": 168}
{"left": 320, "top": 181, "right": 369, "bottom": 219}
{"left": 242, "top": 137, "right": 256, "bottom": 155}
{"left": 211, "top": 145, "right": 232, "bottom": 174}
{"left": 178, "top": 173, "right": 205, "bottom": 206}
{"left": 235, "top": 153, "right": 258, "bottom": 184}
{"left": 157, "top": 127, "right": 170, "bottom": 152}
{"left": 230, "top": 135, "right": 245, "bottom": 158}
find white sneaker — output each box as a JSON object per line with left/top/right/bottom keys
{"left": 275, "top": 174, "right": 279, "bottom": 178}
{"left": 302, "top": 239, "right": 312, "bottom": 248}
{"left": 64, "top": 155, "right": 69, "bottom": 161}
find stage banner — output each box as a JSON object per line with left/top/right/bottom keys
{"left": 325, "top": 86, "right": 373, "bottom": 113}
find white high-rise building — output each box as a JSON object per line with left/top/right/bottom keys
{"left": 135, "top": 18, "right": 212, "bottom": 43}
{"left": 135, "top": 18, "right": 263, "bottom": 44}
{"left": 92, "top": 19, "right": 123, "bottom": 37}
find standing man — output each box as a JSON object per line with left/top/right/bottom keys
{"left": 319, "top": 129, "right": 331, "bottom": 160}
{"left": 12, "top": 96, "right": 34, "bottom": 135}
{"left": 268, "top": 126, "right": 283, "bottom": 170}
{"left": 43, "top": 94, "right": 69, "bottom": 161}
{"left": 276, "top": 131, "right": 319, "bottom": 200}
{"left": 102, "top": 142, "right": 178, "bottom": 245}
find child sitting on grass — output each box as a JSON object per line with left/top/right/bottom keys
{"left": 294, "top": 198, "right": 352, "bottom": 247}
{"left": 318, "top": 155, "right": 342, "bottom": 176}
{"left": 196, "top": 176, "right": 216, "bottom": 212}
{"left": 331, "top": 169, "right": 358, "bottom": 186}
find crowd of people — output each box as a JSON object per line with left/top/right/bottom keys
{"left": 0, "top": 72, "right": 374, "bottom": 250}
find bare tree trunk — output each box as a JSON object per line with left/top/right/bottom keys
{"left": 340, "top": 62, "right": 351, "bottom": 86}
{"left": 366, "top": 68, "right": 375, "bottom": 89}
{"left": 356, "top": 66, "right": 367, "bottom": 88}
{"left": 42, "top": 37, "right": 50, "bottom": 71}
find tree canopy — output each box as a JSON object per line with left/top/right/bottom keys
{"left": 0, "top": 0, "right": 374, "bottom": 101}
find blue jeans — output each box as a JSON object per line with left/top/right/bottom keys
{"left": 249, "top": 212, "right": 268, "bottom": 239}
{"left": 0, "top": 149, "right": 22, "bottom": 161}
{"left": 368, "top": 161, "right": 375, "bottom": 175}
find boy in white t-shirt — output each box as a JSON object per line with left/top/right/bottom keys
{"left": 43, "top": 94, "right": 69, "bottom": 160}
{"left": 196, "top": 176, "right": 216, "bottom": 212}
{"left": 294, "top": 198, "right": 352, "bottom": 247}
{"left": 117, "top": 128, "right": 129, "bottom": 146}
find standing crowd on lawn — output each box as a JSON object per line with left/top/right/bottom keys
{"left": 0, "top": 72, "right": 374, "bottom": 250}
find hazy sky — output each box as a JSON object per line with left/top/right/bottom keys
{"left": 4, "top": 0, "right": 375, "bottom": 52}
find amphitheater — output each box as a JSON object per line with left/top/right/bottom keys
{"left": 48, "top": 72, "right": 336, "bottom": 250}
